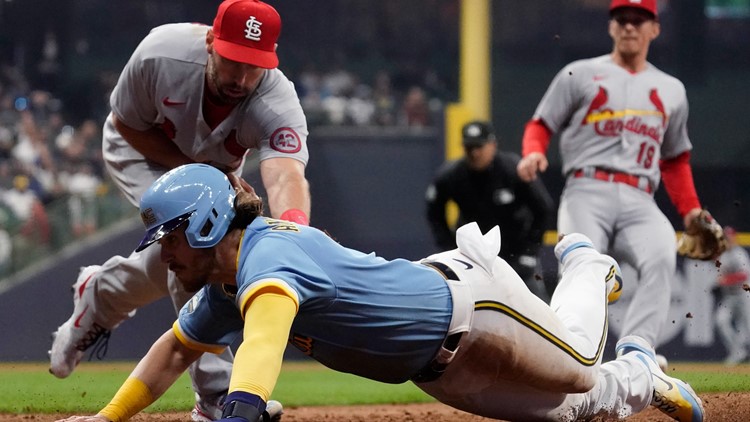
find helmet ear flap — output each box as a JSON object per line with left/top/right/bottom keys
{"left": 184, "top": 184, "right": 236, "bottom": 248}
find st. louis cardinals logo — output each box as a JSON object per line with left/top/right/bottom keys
{"left": 580, "top": 87, "right": 667, "bottom": 142}
{"left": 245, "top": 16, "right": 262, "bottom": 41}
{"left": 270, "top": 127, "right": 302, "bottom": 153}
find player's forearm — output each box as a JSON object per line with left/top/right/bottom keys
{"left": 521, "top": 119, "right": 552, "bottom": 157}
{"left": 99, "top": 331, "right": 200, "bottom": 421}
{"left": 131, "top": 331, "right": 201, "bottom": 397}
{"left": 260, "top": 158, "right": 311, "bottom": 220}
{"left": 659, "top": 151, "right": 701, "bottom": 218}
{"left": 113, "top": 115, "right": 193, "bottom": 169}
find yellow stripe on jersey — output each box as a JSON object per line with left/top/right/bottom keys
{"left": 171, "top": 320, "right": 226, "bottom": 354}
{"left": 238, "top": 278, "right": 300, "bottom": 318}
{"left": 475, "top": 300, "right": 607, "bottom": 366}
{"left": 584, "top": 108, "right": 664, "bottom": 124}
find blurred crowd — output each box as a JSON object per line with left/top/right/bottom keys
{"left": 0, "top": 65, "right": 108, "bottom": 275}
{"left": 294, "top": 65, "right": 446, "bottom": 128}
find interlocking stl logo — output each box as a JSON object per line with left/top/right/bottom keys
{"left": 245, "top": 16, "right": 262, "bottom": 41}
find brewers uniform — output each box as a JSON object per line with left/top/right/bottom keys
{"left": 65, "top": 164, "right": 700, "bottom": 422}
{"left": 49, "top": 12, "right": 308, "bottom": 418}
{"left": 530, "top": 54, "right": 689, "bottom": 348}
{"left": 174, "top": 217, "right": 701, "bottom": 421}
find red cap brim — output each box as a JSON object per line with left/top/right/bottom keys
{"left": 213, "top": 38, "right": 278, "bottom": 69}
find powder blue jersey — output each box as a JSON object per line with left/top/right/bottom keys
{"left": 177, "top": 217, "right": 453, "bottom": 383}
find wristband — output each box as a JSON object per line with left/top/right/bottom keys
{"left": 221, "top": 391, "right": 266, "bottom": 421}
{"left": 280, "top": 208, "right": 309, "bottom": 226}
{"left": 99, "top": 377, "right": 154, "bottom": 422}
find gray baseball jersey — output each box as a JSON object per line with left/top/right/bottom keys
{"left": 534, "top": 54, "right": 691, "bottom": 189}
{"left": 105, "top": 22, "right": 308, "bottom": 203}
{"left": 532, "top": 54, "right": 696, "bottom": 347}
{"left": 92, "top": 22, "right": 309, "bottom": 398}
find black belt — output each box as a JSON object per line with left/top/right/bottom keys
{"left": 422, "top": 260, "right": 459, "bottom": 281}
{"left": 412, "top": 260, "right": 464, "bottom": 383}
{"left": 411, "top": 331, "right": 464, "bottom": 383}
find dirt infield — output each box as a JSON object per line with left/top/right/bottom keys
{"left": 8, "top": 392, "right": 748, "bottom": 421}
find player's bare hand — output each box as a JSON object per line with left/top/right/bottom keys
{"left": 683, "top": 207, "right": 703, "bottom": 228}
{"left": 54, "top": 415, "right": 110, "bottom": 422}
{"left": 227, "top": 173, "right": 255, "bottom": 194}
{"left": 517, "top": 152, "right": 548, "bottom": 182}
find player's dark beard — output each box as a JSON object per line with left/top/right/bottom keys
{"left": 206, "top": 55, "right": 246, "bottom": 105}
{"left": 173, "top": 267, "right": 209, "bottom": 293}
{"left": 172, "top": 251, "right": 214, "bottom": 292}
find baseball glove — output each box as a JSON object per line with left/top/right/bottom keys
{"left": 676, "top": 209, "right": 728, "bottom": 260}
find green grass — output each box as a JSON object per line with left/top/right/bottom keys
{"left": 1, "top": 360, "right": 748, "bottom": 414}
{"left": 0, "top": 360, "right": 433, "bottom": 414}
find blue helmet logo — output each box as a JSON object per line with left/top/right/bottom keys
{"left": 136, "top": 164, "right": 236, "bottom": 251}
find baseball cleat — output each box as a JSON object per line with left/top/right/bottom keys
{"left": 49, "top": 265, "right": 110, "bottom": 378}
{"left": 554, "top": 233, "right": 623, "bottom": 303}
{"left": 192, "top": 390, "right": 226, "bottom": 421}
{"left": 616, "top": 336, "right": 704, "bottom": 422}
{"left": 554, "top": 233, "right": 596, "bottom": 264}
{"left": 603, "top": 259, "right": 623, "bottom": 303}
{"left": 191, "top": 403, "right": 216, "bottom": 422}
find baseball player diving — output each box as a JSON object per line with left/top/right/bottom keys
{"left": 55, "top": 163, "right": 703, "bottom": 422}
{"left": 516, "top": 0, "right": 725, "bottom": 366}
{"left": 48, "top": 1, "right": 308, "bottom": 420}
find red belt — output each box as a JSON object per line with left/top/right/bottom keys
{"left": 573, "top": 168, "right": 652, "bottom": 193}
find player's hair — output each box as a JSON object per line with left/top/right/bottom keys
{"left": 228, "top": 190, "right": 264, "bottom": 231}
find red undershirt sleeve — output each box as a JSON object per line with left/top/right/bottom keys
{"left": 719, "top": 272, "right": 749, "bottom": 287}
{"left": 659, "top": 151, "right": 701, "bottom": 217}
{"left": 521, "top": 119, "right": 552, "bottom": 157}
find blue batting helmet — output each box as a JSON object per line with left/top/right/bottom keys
{"left": 136, "top": 164, "right": 236, "bottom": 251}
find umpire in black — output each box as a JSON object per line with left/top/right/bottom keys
{"left": 425, "top": 120, "right": 555, "bottom": 299}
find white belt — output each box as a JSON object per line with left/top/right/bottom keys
{"left": 412, "top": 260, "right": 474, "bottom": 382}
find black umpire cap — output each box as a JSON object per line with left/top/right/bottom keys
{"left": 461, "top": 121, "right": 496, "bottom": 147}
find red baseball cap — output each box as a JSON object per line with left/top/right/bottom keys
{"left": 212, "top": 0, "right": 281, "bottom": 69}
{"left": 610, "top": 0, "right": 658, "bottom": 18}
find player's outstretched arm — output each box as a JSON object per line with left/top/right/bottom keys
{"left": 260, "top": 157, "right": 311, "bottom": 223}
{"left": 55, "top": 416, "right": 108, "bottom": 422}
{"left": 54, "top": 330, "right": 203, "bottom": 422}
